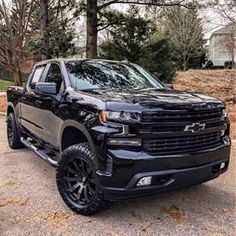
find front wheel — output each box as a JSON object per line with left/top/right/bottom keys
{"left": 56, "top": 143, "right": 110, "bottom": 215}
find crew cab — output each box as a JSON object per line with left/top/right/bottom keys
{"left": 7, "top": 59, "right": 231, "bottom": 215}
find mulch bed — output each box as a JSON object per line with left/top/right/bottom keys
{"left": 0, "top": 95, "right": 7, "bottom": 113}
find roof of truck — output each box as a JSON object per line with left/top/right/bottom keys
{"left": 34, "top": 58, "right": 129, "bottom": 66}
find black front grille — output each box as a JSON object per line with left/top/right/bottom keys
{"left": 139, "top": 107, "right": 225, "bottom": 155}
{"left": 143, "top": 132, "right": 222, "bottom": 155}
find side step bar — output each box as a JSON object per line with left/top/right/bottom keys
{"left": 20, "top": 137, "right": 58, "bottom": 167}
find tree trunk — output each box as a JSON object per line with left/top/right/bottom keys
{"left": 13, "top": 68, "right": 22, "bottom": 86}
{"left": 183, "top": 62, "right": 187, "bottom": 71}
{"left": 86, "top": 0, "right": 98, "bottom": 58}
{"left": 40, "top": 0, "right": 50, "bottom": 60}
{"left": 182, "top": 54, "right": 189, "bottom": 71}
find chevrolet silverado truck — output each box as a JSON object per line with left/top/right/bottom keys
{"left": 7, "top": 59, "right": 231, "bottom": 215}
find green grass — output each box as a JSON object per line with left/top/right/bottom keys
{"left": 0, "top": 79, "right": 14, "bottom": 91}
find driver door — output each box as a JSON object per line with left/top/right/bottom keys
{"left": 33, "top": 62, "right": 64, "bottom": 148}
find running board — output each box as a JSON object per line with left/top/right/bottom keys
{"left": 20, "top": 137, "right": 58, "bottom": 167}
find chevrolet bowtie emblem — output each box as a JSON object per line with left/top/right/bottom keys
{"left": 184, "top": 123, "right": 206, "bottom": 133}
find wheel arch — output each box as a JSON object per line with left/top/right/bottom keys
{"left": 60, "top": 120, "right": 96, "bottom": 157}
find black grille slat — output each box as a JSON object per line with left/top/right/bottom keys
{"left": 143, "top": 132, "right": 222, "bottom": 154}
{"left": 144, "top": 139, "right": 220, "bottom": 150}
{"left": 144, "top": 135, "right": 220, "bottom": 148}
{"left": 144, "top": 132, "right": 220, "bottom": 144}
{"left": 144, "top": 143, "right": 221, "bottom": 155}
{"left": 143, "top": 109, "right": 223, "bottom": 122}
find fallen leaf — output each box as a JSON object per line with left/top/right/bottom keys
{"left": 163, "top": 204, "right": 186, "bottom": 225}
{"left": 0, "top": 198, "right": 30, "bottom": 207}
{"left": 45, "top": 211, "right": 72, "bottom": 229}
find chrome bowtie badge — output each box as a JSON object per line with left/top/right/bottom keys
{"left": 184, "top": 123, "right": 206, "bottom": 133}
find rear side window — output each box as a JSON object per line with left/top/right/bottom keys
{"left": 30, "top": 65, "right": 46, "bottom": 89}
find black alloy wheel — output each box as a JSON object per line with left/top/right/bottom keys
{"left": 64, "top": 157, "right": 96, "bottom": 205}
{"left": 56, "top": 143, "right": 110, "bottom": 215}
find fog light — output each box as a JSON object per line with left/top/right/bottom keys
{"left": 221, "top": 129, "right": 225, "bottom": 136}
{"left": 136, "top": 177, "right": 152, "bottom": 186}
{"left": 220, "top": 162, "right": 226, "bottom": 170}
{"left": 107, "top": 138, "right": 141, "bottom": 146}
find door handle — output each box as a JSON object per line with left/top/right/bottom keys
{"left": 35, "top": 100, "right": 42, "bottom": 105}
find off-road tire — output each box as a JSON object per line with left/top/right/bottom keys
{"left": 7, "top": 113, "right": 24, "bottom": 149}
{"left": 56, "top": 143, "right": 110, "bottom": 215}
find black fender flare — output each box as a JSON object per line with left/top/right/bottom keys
{"left": 7, "top": 102, "right": 23, "bottom": 137}
{"left": 59, "top": 120, "right": 98, "bottom": 167}
{"left": 7, "top": 102, "right": 15, "bottom": 115}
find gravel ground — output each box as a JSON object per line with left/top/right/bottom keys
{"left": 0, "top": 116, "right": 235, "bottom": 236}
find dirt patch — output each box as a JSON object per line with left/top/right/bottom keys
{"left": 44, "top": 211, "right": 73, "bottom": 229}
{"left": 0, "top": 198, "right": 30, "bottom": 207}
{"left": 1, "top": 180, "right": 17, "bottom": 188}
{"left": 0, "top": 95, "right": 7, "bottom": 113}
{"left": 163, "top": 204, "right": 186, "bottom": 225}
{"left": 174, "top": 69, "right": 236, "bottom": 103}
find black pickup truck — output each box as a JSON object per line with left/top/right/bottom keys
{"left": 7, "top": 59, "right": 231, "bottom": 215}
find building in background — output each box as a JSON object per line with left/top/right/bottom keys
{"left": 207, "top": 23, "right": 236, "bottom": 68}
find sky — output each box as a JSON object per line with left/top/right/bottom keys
{"left": 200, "top": 7, "right": 227, "bottom": 40}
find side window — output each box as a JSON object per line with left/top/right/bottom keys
{"left": 29, "top": 65, "right": 45, "bottom": 89}
{"left": 45, "top": 63, "right": 63, "bottom": 94}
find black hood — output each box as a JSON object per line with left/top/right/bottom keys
{"left": 72, "top": 89, "right": 224, "bottom": 111}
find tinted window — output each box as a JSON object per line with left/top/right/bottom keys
{"left": 30, "top": 65, "right": 45, "bottom": 89}
{"left": 66, "top": 61, "right": 164, "bottom": 91}
{"left": 45, "top": 63, "right": 63, "bottom": 93}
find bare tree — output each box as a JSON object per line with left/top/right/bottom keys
{"left": 0, "top": 0, "right": 37, "bottom": 86}
{"left": 164, "top": 5, "right": 205, "bottom": 70}
{"left": 216, "top": 0, "right": 236, "bottom": 24}
{"left": 219, "top": 24, "right": 236, "bottom": 66}
{"left": 213, "top": 1, "right": 236, "bottom": 67}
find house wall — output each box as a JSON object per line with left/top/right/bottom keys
{"left": 208, "top": 33, "right": 236, "bottom": 66}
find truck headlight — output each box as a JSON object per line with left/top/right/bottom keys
{"left": 100, "top": 111, "right": 141, "bottom": 123}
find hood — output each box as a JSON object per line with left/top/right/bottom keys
{"left": 70, "top": 89, "right": 224, "bottom": 111}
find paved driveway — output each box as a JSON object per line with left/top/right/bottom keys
{"left": 0, "top": 116, "right": 235, "bottom": 236}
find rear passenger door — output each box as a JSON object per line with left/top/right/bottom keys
{"left": 33, "top": 63, "right": 64, "bottom": 148}
{"left": 20, "top": 65, "right": 46, "bottom": 134}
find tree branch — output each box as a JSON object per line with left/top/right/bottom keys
{"left": 98, "top": 0, "right": 189, "bottom": 11}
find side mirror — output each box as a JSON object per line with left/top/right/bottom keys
{"left": 35, "top": 82, "right": 57, "bottom": 95}
{"left": 165, "top": 83, "right": 174, "bottom": 90}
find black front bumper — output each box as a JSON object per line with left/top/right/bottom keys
{"left": 96, "top": 143, "right": 231, "bottom": 201}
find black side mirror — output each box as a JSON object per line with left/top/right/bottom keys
{"left": 165, "top": 83, "right": 174, "bottom": 90}
{"left": 35, "top": 82, "right": 57, "bottom": 95}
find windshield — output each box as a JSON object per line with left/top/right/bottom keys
{"left": 65, "top": 60, "right": 165, "bottom": 91}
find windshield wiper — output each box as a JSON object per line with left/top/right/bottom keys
{"left": 78, "top": 87, "right": 123, "bottom": 92}
{"left": 133, "top": 87, "right": 162, "bottom": 91}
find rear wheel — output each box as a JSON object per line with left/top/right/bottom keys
{"left": 7, "top": 113, "right": 24, "bottom": 149}
{"left": 56, "top": 143, "right": 110, "bottom": 215}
